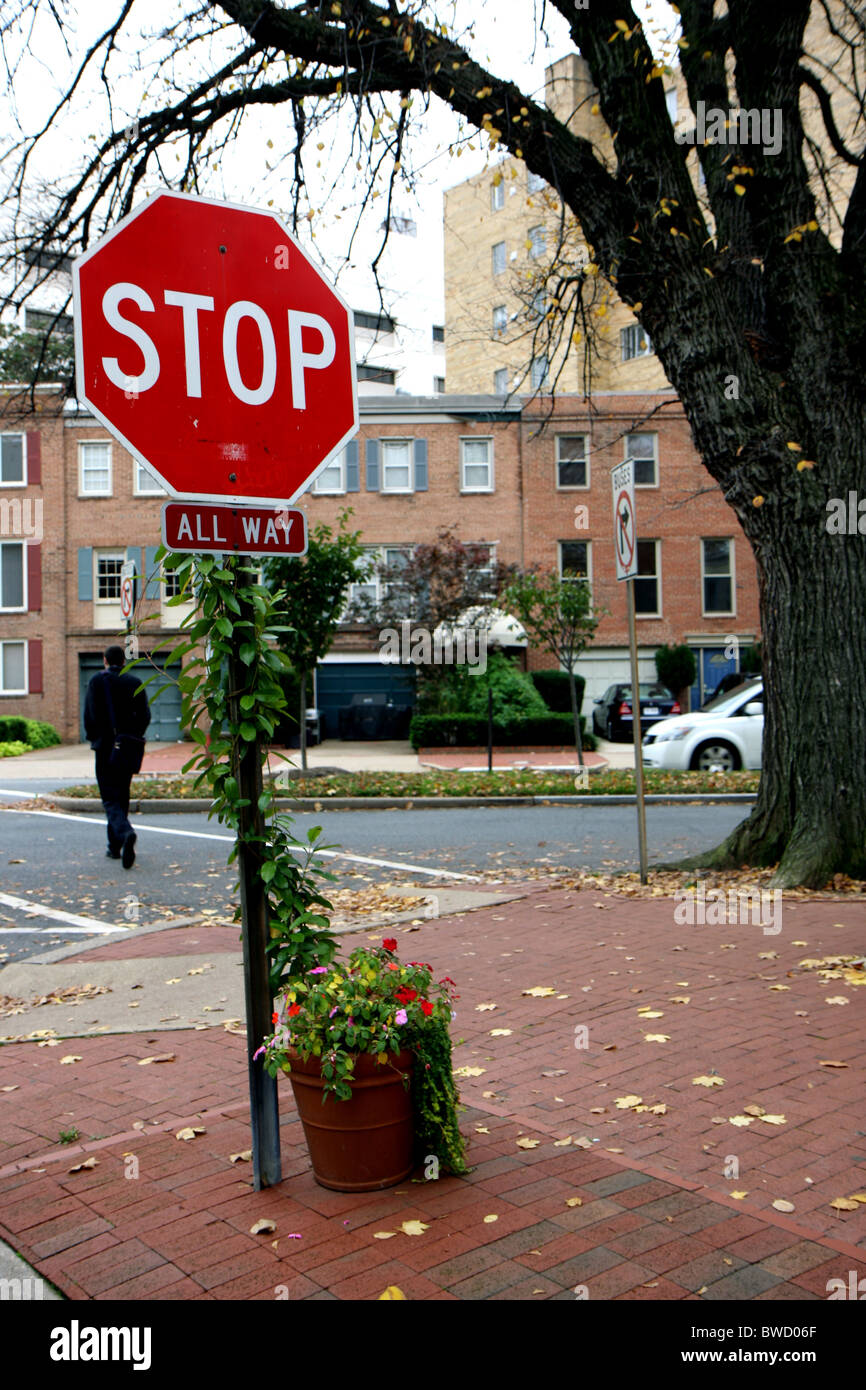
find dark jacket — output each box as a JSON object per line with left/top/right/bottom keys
{"left": 84, "top": 666, "right": 151, "bottom": 751}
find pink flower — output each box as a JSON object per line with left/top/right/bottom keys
{"left": 329, "top": 1006, "right": 338, "bottom": 1017}
{"left": 395, "top": 1008, "right": 408, "bottom": 1025}
{"left": 253, "top": 1045, "right": 265, "bottom": 1060}
{"left": 308, "top": 966, "right": 328, "bottom": 975}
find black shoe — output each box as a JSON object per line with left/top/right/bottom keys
{"left": 121, "top": 833, "right": 136, "bottom": 869}
{"left": 106, "top": 849, "right": 121, "bottom": 859}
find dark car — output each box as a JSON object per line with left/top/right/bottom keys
{"left": 592, "top": 682, "right": 681, "bottom": 742}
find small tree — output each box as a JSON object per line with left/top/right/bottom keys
{"left": 655, "top": 644, "right": 697, "bottom": 712}
{"left": 264, "top": 510, "right": 366, "bottom": 770}
{"left": 503, "top": 568, "right": 600, "bottom": 767}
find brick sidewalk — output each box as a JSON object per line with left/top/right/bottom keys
{"left": 1, "top": 885, "right": 863, "bottom": 1299}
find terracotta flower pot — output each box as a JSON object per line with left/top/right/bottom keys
{"left": 285, "top": 1049, "right": 414, "bottom": 1192}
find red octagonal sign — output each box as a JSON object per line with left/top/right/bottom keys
{"left": 73, "top": 191, "right": 358, "bottom": 504}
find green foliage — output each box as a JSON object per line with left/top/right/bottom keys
{"left": 25, "top": 719, "right": 61, "bottom": 748}
{"left": 409, "top": 712, "right": 593, "bottom": 749}
{"left": 0, "top": 325, "right": 74, "bottom": 389}
{"left": 0, "top": 740, "right": 31, "bottom": 757}
{"left": 263, "top": 509, "right": 367, "bottom": 674}
{"left": 530, "top": 670, "right": 586, "bottom": 713}
{"left": 655, "top": 644, "right": 697, "bottom": 696}
{"left": 261, "top": 941, "right": 467, "bottom": 1174}
{"left": 434, "top": 651, "right": 547, "bottom": 722}
{"left": 0, "top": 717, "right": 28, "bottom": 742}
{"left": 57, "top": 1127, "right": 80, "bottom": 1145}
{"left": 740, "top": 642, "right": 763, "bottom": 675}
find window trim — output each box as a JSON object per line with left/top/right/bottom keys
{"left": 492, "top": 304, "right": 507, "bottom": 336}
{"left": 492, "top": 241, "right": 507, "bottom": 276}
{"left": 528, "top": 224, "right": 546, "bottom": 260}
{"left": 701, "top": 537, "right": 736, "bottom": 618}
{"left": 493, "top": 368, "right": 509, "bottom": 394}
{"left": 78, "top": 440, "right": 113, "bottom": 498}
{"left": 557, "top": 539, "right": 593, "bottom": 586}
{"left": 94, "top": 549, "right": 126, "bottom": 605}
{"left": 620, "top": 324, "right": 653, "bottom": 362}
{"left": 530, "top": 354, "right": 549, "bottom": 390}
{"left": 491, "top": 179, "right": 505, "bottom": 212}
{"left": 380, "top": 438, "right": 414, "bottom": 495}
{"left": 555, "top": 435, "right": 590, "bottom": 491}
{"left": 313, "top": 451, "right": 346, "bottom": 495}
{"left": 0, "top": 540, "right": 27, "bottom": 612}
{"left": 624, "top": 432, "right": 659, "bottom": 489}
{"left": 633, "top": 538, "right": 662, "bottom": 618}
{"left": 0, "top": 432, "right": 26, "bottom": 489}
{"left": 0, "top": 639, "right": 27, "bottom": 696}
{"left": 133, "top": 460, "right": 166, "bottom": 497}
{"left": 460, "top": 436, "right": 494, "bottom": 494}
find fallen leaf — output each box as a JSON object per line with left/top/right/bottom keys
{"left": 483, "top": 1214, "right": 499, "bottom": 1223}
{"left": 644, "top": 1033, "right": 670, "bottom": 1043}
{"left": 59, "top": 1055, "right": 82, "bottom": 1065}
{"left": 0, "top": 1085, "right": 19, "bottom": 1092}
{"left": 760, "top": 1114, "right": 787, "bottom": 1126}
{"left": 68, "top": 1157, "right": 97, "bottom": 1173}
{"left": 138, "top": 1054, "right": 176, "bottom": 1066}
{"left": 589, "top": 1107, "right": 606, "bottom": 1114}
{"left": 669, "top": 996, "right": 691, "bottom": 1005}
{"left": 648, "top": 1104, "right": 668, "bottom": 1116}
{"left": 489, "top": 1029, "right": 512, "bottom": 1037}
{"left": 475, "top": 1125, "right": 490, "bottom": 1134}
{"left": 825, "top": 996, "right": 849, "bottom": 1005}
{"left": 743, "top": 1104, "right": 766, "bottom": 1117}
{"left": 729, "top": 1116, "right": 754, "bottom": 1127}
{"left": 188, "top": 967, "right": 206, "bottom": 975}
{"left": 553, "top": 1136, "right": 573, "bottom": 1147}
{"left": 615, "top": 1095, "right": 643, "bottom": 1109}
{"left": 772, "top": 1199, "right": 795, "bottom": 1213}
{"left": 250, "top": 1218, "right": 276, "bottom": 1235}
{"left": 522, "top": 986, "right": 557, "bottom": 997}
{"left": 482, "top": 1090, "right": 499, "bottom": 1099}
{"left": 730, "top": 1191, "right": 748, "bottom": 1200}
{"left": 565, "top": 1197, "right": 583, "bottom": 1208}
{"left": 768, "top": 985, "right": 790, "bottom": 992}
{"left": 378, "top": 1286, "right": 406, "bottom": 1300}
{"left": 516, "top": 1137, "right": 540, "bottom": 1150}
{"left": 165, "top": 978, "right": 181, "bottom": 985}
{"left": 400, "top": 1220, "right": 429, "bottom": 1236}
{"left": 541, "top": 1070, "right": 567, "bottom": 1078}
{"left": 849, "top": 1194, "right": 866, "bottom": 1204}
{"left": 475, "top": 1003, "right": 497, "bottom": 1012}
{"left": 829, "top": 1197, "right": 859, "bottom": 1211}
{"left": 229, "top": 1150, "right": 252, "bottom": 1164}
{"left": 373, "top": 1231, "right": 397, "bottom": 1240}
{"left": 818, "top": 1059, "right": 849, "bottom": 1069}
{"left": 692, "top": 1075, "right": 725, "bottom": 1088}
{"left": 637, "top": 1009, "right": 664, "bottom": 1019}
{"left": 454, "top": 1066, "right": 486, "bottom": 1078}
{"left": 175, "top": 1126, "right": 205, "bottom": 1141}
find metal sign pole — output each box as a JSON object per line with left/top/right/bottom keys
{"left": 227, "top": 560, "right": 281, "bottom": 1190}
{"left": 626, "top": 578, "right": 649, "bottom": 884}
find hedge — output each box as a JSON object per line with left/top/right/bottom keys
{"left": 410, "top": 711, "right": 596, "bottom": 750}
{"left": 0, "top": 740, "right": 32, "bottom": 757}
{"left": 0, "top": 717, "right": 61, "bottom": 748}
{"left": 529, "top": 670, "right": 586, "bottom": 714}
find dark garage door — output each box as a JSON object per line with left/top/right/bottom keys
{"left": 315, "top": 662, "right": 416, "bottom": 740}
{"left": 78, "top": 652, "right": 183, "bottom": 743}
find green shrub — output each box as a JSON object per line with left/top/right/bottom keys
{"left": 0, "top": 740, "right": 32, "bottom": 757}
{"left": 0, "top": 716, "right": 28, "bottom": 743}
{"left": 454, "top": 652, "right": 548, "bottom": 723}
{"left": 410, "top": 712, "right": 595, "bottom": 750}
{"left": 529, "top": 670, "right": 586, "bottom": 713}
{"left": 23, "top": 719, "right": 61, "bottom": 748}
{"left": 655, "top": 644, "right": 697, "bottom": 696}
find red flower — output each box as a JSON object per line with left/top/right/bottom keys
{"left": 409, "top": 962, "right": 433, "bottom": 971}
{"left": 386, "top": 963, "right": 399, "bottom": 971}
{"left": 395, "top": 987, "right": 418, "bottom": 1005}
{"left": 272, "top": 1011, "right": 279, "bottom": 1026}
{"left": 420, "top": 1000, "right": 434, "bottom": 1017}
{"left": 382, "top": 938, "right": 397, "bottom": 952}
{"left": 287, "top": 1004, "right": 302, "bottom": 1017}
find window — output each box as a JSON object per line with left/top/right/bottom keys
{"left": 354, "top": 310, "right": 395, "bottom": 333}
{"left": 530, "top": 290, "right": 548, "bottom": 321}
{"left": 0, "top": 434, "right": 25, "bottom": 486}
{"left": 494, "top": 368, "right": 508, "bottom": 394}
{"left": 381, "top": 439, "right": 413, "bottom": 492}
{"left": 461, "top": 438, "right": 493, "bottom": 492}
{"left": 559, "top": 540, "right": 591, "bottom": 583}
{"left": 313, "top": 453, "right": 345, "bottom": 493}
{"left": 530, "top": 354, "right": 549, "bottom": 389}
{"left": 346, "top": 545, "right": 412, "bottom": 617}
{"left": 633, "top": 540, "right": 661, "bottom": 616}
{"left": 468, "top": 542, "right": 496, "bottom": 601}
{"left": 0, "top": 641, "right": 26, "bottom": 695}
{"left": 381, "top": 215, "right": 416, "bottom": 236}
{"left": 491, "top": 179, "right": 505, "bottom": 211}
{"left": 357, "top": 364, "right": 396, "bottom": 385}
{"left": 24, "top": 307, "right": 73, "bottom": 335}
{"left": 432, "top": 324, "right": 445, "bottom": 343}
{"left": 556, "top": 436, "right": 588, "bottom": 489}
{"left": 492, "top": 241, "right": 507, "bottom": 275}
{"left": 96, "top": 552, "right": 125, "bottom": 602}
{"left": 434, "top": 377, "right": 446, "bottom": 393}
{"left": 79, "top": 441, "right": 112, "bottom": 495}
{"left": 493, "top": 304, "right": 507, "bottom": 336}
{"left": 702, "top": 538, "right": 734, "bottom": 615}
{"left": 134, "top": 461, "right": 166, "bottom": 495}
{"left": 621, "top": 324, "right": 653, "bottom": 360}
{"left": 665, "top": 89, "right": 678, "bottom": 122}
{"left": 527, "top": 170, "right": 546, "bottom": 193}
{"left": 625, "top": 433, "right": 658, "bottom": 487}
{"left": 164, "top": 567, "right": 183, "bottom": 600}
{"left": 0, "top": 542, "right": 25, "bottom": 610}
{"left": 528, "top": 225, "right": 545, "bottom": 259}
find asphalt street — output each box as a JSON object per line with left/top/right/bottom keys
{"left": 0, "top": 800, "right": 747, "bottom": 963}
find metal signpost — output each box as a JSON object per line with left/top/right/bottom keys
{"left": 73, "top": 191, "right": 359, "bottom": 1189}
{"left": 611, "top": 460, "right": 648, "bottom": 883}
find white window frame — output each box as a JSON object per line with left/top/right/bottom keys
{"left": 78, "top": 441, "right": 112, "bottom": 497}
{"left": 625, "top": 432, "right": 659, "bottom": 489}
{"left": 528, "top": 225, "right": 546, "bottom": 259}
{"left": 493, "top": 368, "right": 508, "bottom": 394}
{"left": 380, "top": 439, "right": 414, "bottom": 494}
{"left": 558, "top": 539, "right": 592, "bottom": 586}
{"left": 469, "top": 542, "right": 497, "bottom": 601}
{"left": 492, "top": 241, "right": 507, "bottom": 276}
{"left": 134, "top": 461, "right": 166, "bottom": 496}
{"left": 0, "top": 540, "right": 26, "bottom": 612}
{"left": 492, "top": 304, "right": 507, "bottom": 336}
{"left": 0, "top": 433, "right": 26, "bottom": 488}
{"left": 633, "top": 539, "right": 662, "bottom": 618}
{"left": 0, "top": 640, "right": 27, "bottom": 696}
{"left": 313, "top": 450, "right": 346, "bottom": 494}
{"left": 491, "top": 180, "right": 505, "bottom": 212}
{"left": 701, "top": 538, "right": 736, "bottom": 618}
{"left": 94, "top": 549, "right": 126, "bottom": 604}
{"left": 530, "top": 354, "right": 549, "bottom": 390}
{"left": 555, "top": 435, "right": 590, "bottom": 491}
{"left": 460, "top": 437, "right": 494, "bottom": 494}
{"left": 620, "top": 324, "right": 653, "bottom": 361}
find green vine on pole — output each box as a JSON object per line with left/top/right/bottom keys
{"left": 151, "top": 546, "right": 337, "bottom": 991}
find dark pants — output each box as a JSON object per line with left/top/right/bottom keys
{"left": 95, "top": 749, "right": 134, "bottom": 854}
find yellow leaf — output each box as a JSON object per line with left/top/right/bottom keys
{"left": 454, "top": 1066, "right": 486, "bottom": 1078}
{"left": 760, "top": 1114, "right": 787, "bottom": 1126}
{"left": 475, "top": 1126, "right": 490, "bottom": 1134}
{"left": 729, "top": 1116, "right": 754, "bottom": 1127}
{"left": 250, "top": 1219, "right": 276, "bottom": 1235}
{"left": 475, "top": 1003, "right": 497, "bottom": 1011}
{"left": 229, "top": 1150, "right": 252, "bottom": 1163}
{"left": 730, "top": 1191, "right": 748, "bottom": 1200}
{"left": 553, "top": 1137, "right": 573, "bottom": 1147}
{"left": 483, "top": 1214, "right": 499, "bottom": 1223}
{"left": 796, "top": 459, "right": 816, "bottom": 471}
{"left": 68, "top": 1156, "right": 98, "bottom": 1173}
{"left": 400, "top": 1220, "right": 429, "bottom": 1236}
{"left": 615, "top": 1095, "right": 643, "bottom": 1108}
{"left": 752, "top": 495, "right": 764, "bottom": 507}
{"left": 819, "top": 1060, "right": 848, "bottom": 1068}
{"left": 829, "top": 1197, "right": 859, "bottom": 1211}
{"left": 786, "top": 441, "right": 802, "bottom": 451}
{"left": 374, "top": 1231, "right": 397, "bottom": 1239}
{"left": 648, "top": 1104, "right": 668, "bottom": 1115}
{"left": 733, "top": 184, "right": 746, "bottom": 195}
{"left": 637, "top": 1009, "right": 664, "bottom": 1018}
{"left": 670, "top": 996, "right": 691, "bottom": 1004}
{"left": 489, "top": 1029, "right": 512, "bottom": 1037}
{"left": 644, "top": 1034, "right": 670, "bottom": 1043}
{"left": 825, "top": 996, "right": 849, "bottom": 1005}
{"left": 138, "top": 1054, "right": 176, "bottom": 1065}
{"left": 175, "top": 1126, "right": 205, "bottom": 1141}
{"left": 849, "top": 1194, "right": 866, "bottom": 1203}
{"left": 565, "top": 1197, "right": 583, "bottom": 1207}
{"left": 769, "top": 985, "right": 789, "bottom": 991}
{"left": 59, "top": 1055, "right": 82, "bottom": 1065}
{"left": 378, "top": 1286, "right": 406, "bottom": 1299}
{"left": 772, "top": 1199, "right": 795, "bottom": 1213}
{"left": 516, "top": 1137, "right": 540, "bottom": 1150}
{"left": 522, "top": 986, "right": 557, "bottom": 997}
{"left": 743, "top": 1104, "right": 766, "bottom": 1117}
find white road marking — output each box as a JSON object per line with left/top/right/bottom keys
{"left": 0, "top": 807, "right": 483, "bottom": 881}
{"left": 0, "top": 891, "right": 127, "bottom": 933}
{"left": 0, "top": 788, "right": 42, "bottom": 797}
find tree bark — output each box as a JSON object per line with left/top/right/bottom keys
{"left": 568, "top": 669, "right": 585, "bottom": 768}
{"left": 299, "top": 666, "right": 308, "bottom": 773}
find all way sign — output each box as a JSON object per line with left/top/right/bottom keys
{"left": 162, "top": 502, "right": 307, "bottom": 556}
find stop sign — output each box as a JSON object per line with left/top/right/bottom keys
{"left": 73, "top": 191, "right": 358, "bottom": 504}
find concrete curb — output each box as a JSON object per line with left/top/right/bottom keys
{"left": 50, "top": 791, "right": 758, "bottom": 813}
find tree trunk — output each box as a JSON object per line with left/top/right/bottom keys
{"left": 299, "top": 666, "right": 307, "bottom": 773}
{"left": 568, "top": 670, "right": 585, "bottom": 768}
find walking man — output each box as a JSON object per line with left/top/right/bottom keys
{"left": 84, "top": 645, "right": 151, "bottom": 868}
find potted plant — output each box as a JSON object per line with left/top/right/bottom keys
{"left": 258, "top": 938, "right": 468, "bottom": 1191}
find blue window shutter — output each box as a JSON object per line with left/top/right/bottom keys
{"left": 414, "top": 438, "right": 428, "bottom": 492}
{"left": 366, "top": 439, "right": 379, "bottom": 491}
{"left": 345, "top": 439, "right": 360, "bottom": 492}
{"left": 78, "top": 547, "right": 93, "bottom": 601}
{"left": 144, "top": 546, "right": 160, "bottom": 599}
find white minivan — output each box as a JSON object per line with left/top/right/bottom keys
{"left": 641, "top": 679, "right": 764, "bottom": 772}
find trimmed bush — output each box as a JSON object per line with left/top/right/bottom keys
{"left": 529, "top": 670, "right": 585, "bottom": 714}
{"left": 23, "top": 719, "right": 61, "bottom": 749}
{"left": 410, "top": 711, "right": 595, "bottom": 751}
{"left": 0, "top": 717, "right": 28, "bottom": 743}
{"left": 0, "top": 740, "right": 31, "bottom": 757}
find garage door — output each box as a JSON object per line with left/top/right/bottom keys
{"left": 78, "top": 653, "right": 183, "bottom": 743}
{"left": 315, "top": 661, "right": 416, "bottom": 740}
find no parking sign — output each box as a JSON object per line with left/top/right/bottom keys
{"left": 611, "top": 460, "right": 637, "bottom": 580}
